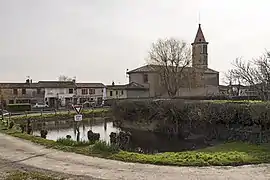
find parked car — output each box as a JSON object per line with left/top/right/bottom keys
{"left": 0, "top": 110, "right": 9, "bottom": 119}
{"left": 82, "top": 101, "right": 96, "bottom": 108}
{"left": 33, "top": 103, "right": 49, "bottom": 108}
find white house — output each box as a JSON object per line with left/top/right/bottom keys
{"left": 76, "top": 83, "right": 106, "bottom": 106}
{"left": 38, "top": 81, "right": 77, "bottom": 108}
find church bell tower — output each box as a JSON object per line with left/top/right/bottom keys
{"left": 191, "top": 24, "right": 208, "bottom": 69}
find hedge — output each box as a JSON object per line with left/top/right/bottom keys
{"left": 7, "top": 103, "right": 31, "bottom": 112}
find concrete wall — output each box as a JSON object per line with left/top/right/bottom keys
{"left": 129, "top": 73, "right": 161, "bottom": 97}
{"left": 106, "top": 88, "right": 127, "bottom": 99}
{"left": 127, "top": 90, "right": 149, "bottom": 98}
{"left": 204, "top": 73, "right": 219, "bottom": 86}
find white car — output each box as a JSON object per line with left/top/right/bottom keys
{"left": 0, "top": 110, "right": 9, "bottom": 119}
{"left": 33, "top": 103, "right": 49, "bottom": 108}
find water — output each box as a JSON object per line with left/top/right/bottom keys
{"left": 32, "top": 118, "right": 208, "bottom": 153}
{"left": 32, "top": 118, "right": 119, "bottom": 143}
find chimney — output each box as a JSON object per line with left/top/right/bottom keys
{"left": 112, "top": 81, "right": 115, "bottom": 86}
{"left": 26, "top": 79, "right": 30, "bottom": 84}
{"left": 30, "top": 79, "right": 32, "bottom": 84}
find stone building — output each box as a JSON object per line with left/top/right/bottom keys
{"left": 126, "top": 24, "right": 219, "bottom": 98}
{"left": 0, "top": 79, "right": 45, "bottom": 107}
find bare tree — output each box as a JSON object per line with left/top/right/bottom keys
{"left": 223, "top": 69, "right": 242, "bottom": 96}
{"left": 58, "top": 75, "right": 73, "bottom": 81}
{"left": 147, "top": 38, "right": 191, "bottom": 97}
{"left": 228, "top": 51, "right": 270, "bottom": 100}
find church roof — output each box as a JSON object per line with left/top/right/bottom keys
{"left": 193, "top": 24, "right": 207, "bottom": 44}
{"left": 127, "top": 65, "right": 218, "bottom": 74}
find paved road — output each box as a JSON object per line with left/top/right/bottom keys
{"left": 0, "top": 133, "right": 269, "bottom": 180}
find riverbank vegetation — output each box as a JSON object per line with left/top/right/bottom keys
{"left": 112, "top": 100, "right": 270, "bottom": 144}
{"left": 9, "top": 108, "right": 110, "bottom": 122}
{"left": 1, "top": 122, "right": 270, "bottom": 166}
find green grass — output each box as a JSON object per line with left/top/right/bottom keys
{"left": 5, "top": 171, "right": 64, "bottom": 180}
{"left": 10, "top": 108, "right": 110, "bottom": 122}
{"left": 89, "top": 140, "right": 119, "bottom": 154}
{"left": 205, "top": 100, "right": 263, "bottom": 104}
{"left": 1, "top": 122, "right": 270, "bottom": 167}
{"left": 56, "top": 138, "right": 95, "bottom": 147}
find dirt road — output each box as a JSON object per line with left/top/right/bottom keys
{"left": 0, "top": 133, "right": 269, "bottom": 180}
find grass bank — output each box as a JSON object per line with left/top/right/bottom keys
{"left": 10, "top": 108, "right": 111, "bottom": 123}
{"left": 1, "top": 122, "right": 270, "bottom": 167}
{"left": 5, "top": 171, "right": 62, "bottom": 180}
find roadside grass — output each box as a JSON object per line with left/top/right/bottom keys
{"left": 5, "top": 171, "right": 64, "bottom": 180}
{"left": 1, "top": 122, "right": 270, "bottom": 167}
{"left": 205, "top": 100, "right": 263, "bottom": 104}
{"left": 10, "top": 108, "right": 110, "bottom": 122}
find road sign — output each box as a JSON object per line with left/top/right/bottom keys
{"left": 74, "top": 114, "right": 83, "bottom": 121}
{"left": 72, "top": 105, "right": 83, "bottom": 114}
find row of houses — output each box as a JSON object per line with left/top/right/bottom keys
{"left": 0, "top": 79, "right": 106, "bottom": 108}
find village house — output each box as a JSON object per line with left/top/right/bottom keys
{"left": 39, "top": 81, "right": 77, "bottom": 108}
{"left": 126, "top": 24, "right": 219, "bottom": 98}
{"left": 106, "top": 82, "right": 149, "bottom": 100}
{"left": 0, "top": 79, "right": 44, "bottom": 107}
{"left": 76, "top": 83, "right": 106, "bottom": 106}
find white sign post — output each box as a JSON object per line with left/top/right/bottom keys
{"left": 72, "top": 104, "right": 83, "bottom": 122}
{"left": 74, "top": 114, "right": 83, "bottom": 122}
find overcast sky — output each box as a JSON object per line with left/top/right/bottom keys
{"left": 1, "top": 0, "right": 270, "bottom": 85}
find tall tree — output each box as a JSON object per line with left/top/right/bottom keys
{"left": 228, "top": 51, "right": 270, "bottom": 100}
{"left": 147, "top": 38, "right": 191, "bottom": 97}
{"left": 58, "top": 75, "right": 73, "bottom": 81}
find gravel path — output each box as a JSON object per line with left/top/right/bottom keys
{"left": 0, "top": 133, "right": 269, "bottom": 180}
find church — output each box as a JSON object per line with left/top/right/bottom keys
{"left": 109, "top": 24, "right": 220, "bottom": 99}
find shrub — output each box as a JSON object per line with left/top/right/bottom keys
{"left": 89, "top": 140, "right": 119, "bottom": 154}
{"left": 56, "top": 138, "right": 94, "bottom": 147}
{"left": 7, "top": 103, "right": 31, "bottom": 112}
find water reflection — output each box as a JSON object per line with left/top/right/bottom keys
{"left": 32, "top": 118, "right": 208, "bottom": 153}
{"left": 32, "top": 118, "right": 118, "bottom": 143}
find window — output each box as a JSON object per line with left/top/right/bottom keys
{"left": 121, "top": 90, "right": 124, "bottom": 95}
{"left": 116, "top": 91, "right": 118, "bottom": 95}
{"left": 143, "top": 74, "right": 148, "bottom": 83}
{"left": 37, "top": 88, "right": 41, "bottom": 94}
{"left": 13, "top": 89, "right": 18, "bottom": 95}
{"left": 69, "top": 89, "right": 73, "bottom": 94}
{"left": 81, "top": 89, "right": 88, "bottom": 95}
{"left": 202, "top": 45, "right": 207, "bottom": 54}
{"left": 89, "top": 88, "right": 95, "bottom": 94}
{"left": 9, "top": 100, "right": 14, "bottom": 104}
{"left": 110, "top": 91, "right": 113, "bottom": 96}
{"left": 22, "top": 88, "right": 26, "bottom": 95}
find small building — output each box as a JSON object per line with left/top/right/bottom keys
{"left": 76, "top": 83, "right": 106, "bottom": 106}
{"left": 106, "top": 82, "right": 149, "bottom": 100}
{"left": 0, "top": 79, "right": 44, "bottom": 106}
{"left": 38, "top": 81, "right": 77, "bottom": 108}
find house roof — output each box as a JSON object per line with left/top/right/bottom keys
{"left": 76, "top": 83, "right": 105, "bottom": 88}
{"left": 37, "top": 81, "right": 76, "bottom": 88}
{"left": 0, "top": 83, "right": 40, "bottom": 89}
{"left": 127, "top": 65, "right": 219, "bottom": 74}
{"left": 107, "top": 82, "right": 148, "bottom": 90}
